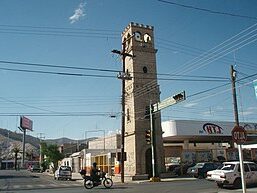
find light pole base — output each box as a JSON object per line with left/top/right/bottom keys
{"left": 149, "top": 177, "right": 161, "bottom": 182}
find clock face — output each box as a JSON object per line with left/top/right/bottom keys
{"left": 144, "top": 34, "right": 151, "bottom": 43}
{"left": 134, "top": 32, "right": 142, "bottom": 42}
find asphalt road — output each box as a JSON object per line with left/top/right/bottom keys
{"left": 0, "top": 169, "right": 82, "bottom": 191}
{"left": 1, "top": 170, "right": 257, "bottom": 193}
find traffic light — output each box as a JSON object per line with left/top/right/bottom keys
{"left": 145, "top": 106, "right": 150, "bottom": 119}
{"left": 145, "top": 105, "right": 154, "bottom": 119}
{"left": 145, "top": 129, "right": 151, "bottom": 144}
{"left": 173, "top": 91, "right": 186, "bottom": 102}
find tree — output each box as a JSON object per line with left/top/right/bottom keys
{"left": 41, "top": 143, "right": 64, "bottom": 171}
{"left": 11, "top": 143, "right": 21, "bottom": 170}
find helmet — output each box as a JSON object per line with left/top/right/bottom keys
{"left": 92, "top": 162, "right": 97, "bottom": 167}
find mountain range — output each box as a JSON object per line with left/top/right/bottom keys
{"left": 0, "top": 128, "right": 90, "bottom": 159}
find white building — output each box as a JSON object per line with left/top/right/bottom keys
{"left": 162, "top": 120, "right": 257, "bottom": 163}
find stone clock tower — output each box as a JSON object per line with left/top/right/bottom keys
{"left": 122, "top": 22, "right": 165, "bottom": 179}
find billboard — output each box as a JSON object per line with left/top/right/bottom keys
{"left": 254, "top": 79, "right": 257, "bottom": 99}
{"left": 20, "top": 116, "right": 33, "bottom": 131}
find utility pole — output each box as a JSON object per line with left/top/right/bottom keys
{"left": 18, "top": 127, "right": 26, "bottom": 168}
{"left": 38, "top": 133, "right": 45, "bottom": 166}
{"left": 112, "top": 36, "right": 133, "bottom": 183}
{"left": 231, "top": 65, "right": 246, "bottom": 193}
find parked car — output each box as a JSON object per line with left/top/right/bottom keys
{"left": 206, "top": 161, "right": 257, "bottom": 188}
{"left": 165, "top": 162, "right": 180, "bottom": 173}
{"left": 173, "top": 163, "right": 196, "bottom": 176}
{"left": 28, "top": 165, "right": 43, "bottom": 173}
{"left": 188, "top": 162, "right": 222, "bottom": 178}
{"left": 54, "top": 166, "right": 72, "bottom": 180}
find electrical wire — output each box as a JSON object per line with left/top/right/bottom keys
{"left": 0, "top": 65, "right": 229, "bottom": 82}
{"left": 157, "top": 0, "right": 257, "bottom": 20}
{"left": 0, "top": 59, "right": 229, "bottom": 80}
{"left": 173, "top": 23, "right": 257, "bottom": 75}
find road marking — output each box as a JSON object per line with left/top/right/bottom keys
{"left": 13, "top": 185, "right": 21, "bottom": 189}
{"left": 26, "top": 185, "right": 33, "bottom": 188}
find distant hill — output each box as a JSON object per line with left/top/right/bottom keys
{"left": 45, "top": 137, "right": 83, "bottom": 145}
{"left": 0, "top": 127, "right": 100, "bottom": 161}
{"left": 0, "top": 128, "right": 40, "bottom": 148}
{"left": 0, "top": 128, "right": 97, "bottom": 148}
{"left": 44, "top": 137, "right": 97, "bottom": 145}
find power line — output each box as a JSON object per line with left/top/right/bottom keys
{"left": 156, "top": 38, "right": 257, "bottom": 73}
{"left": 188, "top": 71, "right": 257, "bottom": 99}
{"left": 0, "top": 65, "right": 229, "bottom": 82}
{"left": 0, "top": 24, "right": 120, "bottom": 32}
{"left": 173, "top": 23, "right": 257, "bottom": 75}
{"left": 0, "top": 66, "right": 116, "bottom": 79}
{"left": 0, "top": 59, "right": 229, "bottom": 80}
{"left": 158, "top": 0, "right": 257, "bottom": 20}
{"left": 0, "top": 24, "right": 120, "bottom": 39}
{"left": 0, "top": 112, "right": 117, "bottom": 117}
{"left": 0, "top": 60, "right": 120, "bottom": 73}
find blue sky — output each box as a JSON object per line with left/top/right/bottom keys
{"left": 0, "top": 0, "right": 256, "bottom": 139}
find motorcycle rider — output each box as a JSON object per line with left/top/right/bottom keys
{"left": 90, "top": 162, "right": 100, "bottom": 184}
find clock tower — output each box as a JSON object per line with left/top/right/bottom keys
{"left": 122, "top": 22, "right": 165, "bottom": 179}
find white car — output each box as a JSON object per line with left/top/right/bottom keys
{"left": 54, "top": 166, "right": 72, "bottom": 180}
{"left": 206, "top": 161, "right": 257, "bottom": 188}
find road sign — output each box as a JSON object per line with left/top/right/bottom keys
{"left": 153, "top": 91, "right": 186, "bottom": 112}
{"left": 232, "top": 126, "right": 247, "bottom": 144}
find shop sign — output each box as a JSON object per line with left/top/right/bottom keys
{"left": 201, "top": 123, "right": 223, "bottom": 134}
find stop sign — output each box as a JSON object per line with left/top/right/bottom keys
{"left": 232, "top": 126, "right": 247, "bottom": 144}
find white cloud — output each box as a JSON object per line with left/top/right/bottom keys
{"left": 183, "top": 102, "right": 198, "bottom": 108}
{"left": 69, "top": 1, "right": 86, "bottom": 24}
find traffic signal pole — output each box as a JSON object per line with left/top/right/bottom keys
{"left": 150, "top": 91, "right": 186, "bottom": 182}
{"left": 149, "top": 101, "right": 157, "bottom": 179}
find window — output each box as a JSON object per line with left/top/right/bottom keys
{"left": 143, "top": 66, "right": 148, "bottom": 73}
{"left": 238, "top": 164, "right": 250, "bottom": 172}
{"left": 127, "top": 108, "right": 130, "bottom": 122}
{"left": 248, "top": 163, "right": 257, "bottom": 171}
{"left": 222, "top": 164, "right": 235, "bottom": 171}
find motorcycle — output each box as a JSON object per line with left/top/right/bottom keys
{"left": 80, "top": 170, "right": 113, "bottom": 189}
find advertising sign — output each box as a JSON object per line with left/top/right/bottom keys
{"left": 20, "top": 116, "right": 33, "bottom": 131}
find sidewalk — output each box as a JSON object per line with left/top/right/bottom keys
{"left": 71, "top": 172, "right": 196, "bottom": 184}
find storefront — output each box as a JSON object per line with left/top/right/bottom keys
{"left": 162, "top": 120, "right": 257, "bottom": 166}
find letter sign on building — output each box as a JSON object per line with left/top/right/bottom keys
{"left": 232, "top": 126, "right": 247, "bottom": 144}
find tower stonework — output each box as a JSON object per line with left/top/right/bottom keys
{"left": 122, "top": 22, "right": 165, "bottom": 179}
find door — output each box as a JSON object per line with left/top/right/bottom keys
{"left": 247, "top": 163, "right": 257, "bottom": 184}
{"left": 145, "top": 148, "right": 152, "bottom": 178}
{"left": 243, "top": 163, "right": 251, "bottom": 184}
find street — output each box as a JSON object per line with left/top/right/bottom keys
{"left": 1, "top": 170, "right": 257, "bottom": 193}
{"left": 0, "top": 169, "right": 82, "bottom": 191}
